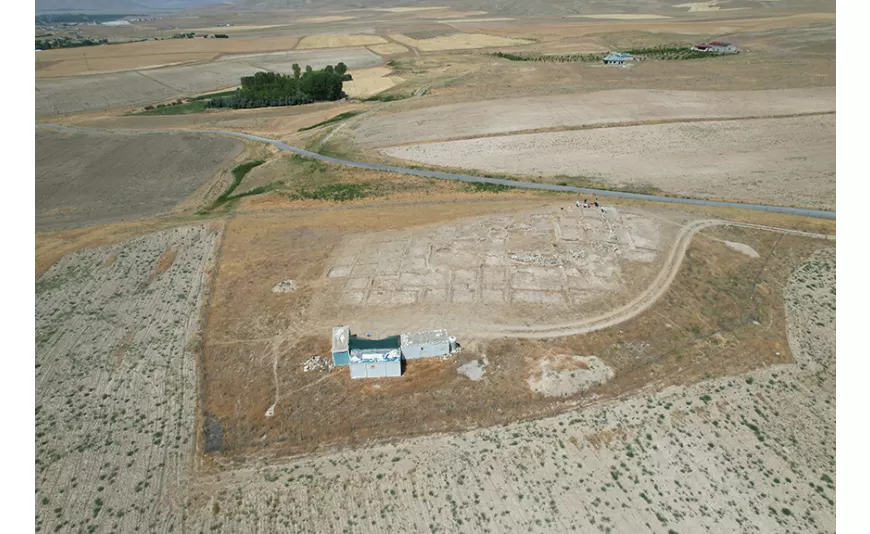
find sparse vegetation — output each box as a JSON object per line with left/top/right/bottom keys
{"left": 298, "top": 111, "right": 361, "bottom": 132}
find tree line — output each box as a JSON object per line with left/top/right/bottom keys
{"left": 205, "top": 63, "right": 351, "bottom": 110}
{"left": 36, "top": 37, "right": 106, "bottom": 50}
{"left": 490, "top": 45, "right": 730, "bottom": 63}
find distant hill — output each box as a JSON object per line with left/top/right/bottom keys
{"left": 36, "top": 0, "right": 223, "bottom": 13}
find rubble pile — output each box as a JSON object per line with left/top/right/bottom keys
{"left": 302, "top": 356, "right": 333, "bottom": 372}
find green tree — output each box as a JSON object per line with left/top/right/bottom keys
{"left": 305, "top": 65, "right": 313, "bottom": 74}
{"left": 335, "top": 62, "right": 347, "bottom": 76}
{"left": 292, "top": 63, "right": 301, "bottom": 79}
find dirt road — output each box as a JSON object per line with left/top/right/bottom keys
{"left": 37, "top": 124, "right": 837, "bottom": 220}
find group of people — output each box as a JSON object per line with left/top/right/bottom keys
{"left": 576, "top": 198, "right": 604, "bottom": 212}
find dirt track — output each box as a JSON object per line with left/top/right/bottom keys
{"left": 484, "top": 218, "right": 834, "bottom": 338}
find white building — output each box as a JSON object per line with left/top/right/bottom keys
{"left": 400, "top": 329, "right": 452, "bottom": 360}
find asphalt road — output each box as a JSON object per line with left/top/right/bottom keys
{"left": 39, "top": 123, "right": 836, "bottom": 220}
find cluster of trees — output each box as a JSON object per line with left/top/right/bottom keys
{"left": 205, "top": 63, "right": 351, "bottom": 110}
{"left": 36, "top": 37, "right": 106, "bottom": 50}
{"left": 491, "top": 45, "right": 726, "bottom": 63}
{"left": 171, "top": 32, "right": 229, "bottom": 39}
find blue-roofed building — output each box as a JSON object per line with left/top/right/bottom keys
{"left": 331, "top": 326, "right": 456, "bottom": 378}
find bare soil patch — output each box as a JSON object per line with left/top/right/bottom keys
{"left": 36, "top": 129, "right": 242, "bottom": 230}
{"left": 381, "top": 114, "right": 836, "bottom": 210}
{"left": 528, "top": 355, "right": 615, "bottom": 397}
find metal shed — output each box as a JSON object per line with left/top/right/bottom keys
{"left": 349, "top": 350, "right": 402, "bottom": 379}
{"left": 401, "top": 329, "right": 451, "bottom": 360}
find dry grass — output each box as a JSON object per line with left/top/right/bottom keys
{"left": 342, "top": 66, "right": 403, "bottom": 97}
{"left": 296, "top": 34, "right": 388, "bottom": 49}
{"left": 35, "top": 37, "right": 300, "bottom": 78}
{"left": 389, "top": 32, "right": 533, "bottom": 51}
{"left": 150, "top": 247, "right": 178, "bottom": 283}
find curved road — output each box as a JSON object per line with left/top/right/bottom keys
{"left": 39, "top": 123, "right": 836, "bottom": 220}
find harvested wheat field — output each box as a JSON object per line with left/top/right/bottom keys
{"left": 382, "top": 114, "right": 836, "bottom": 210}
{"left": 389, "top": 32, "right": 533, "bottom": 51}
{"left": 35, "top": 37, "right": 301, "bottom": 78}
{"left": 368, "top": 42, "right": 410, "bottom": 55}
{"left": 342, "top": 66, "right": 404, "bottom": 97}
{"left": 296, "top": 34, "right": 388, "bottom": 49}
{"left": 35, "top": 224, "right": 219, "bottom": 534}
{"left": 349, "top": 87, "right": 836, "bottom": 147}
{"left": 36, "top": 48, "right": 383, "bottom": 117}
{"left": 36, "top": 129, "right": 242, "bottom": 230}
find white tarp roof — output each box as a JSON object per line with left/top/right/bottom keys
{"left": 332, "top": 326, "right": 350, "bottom": 352}
{"left": 401, "top": 329, "right": 449, "bottom": 347}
